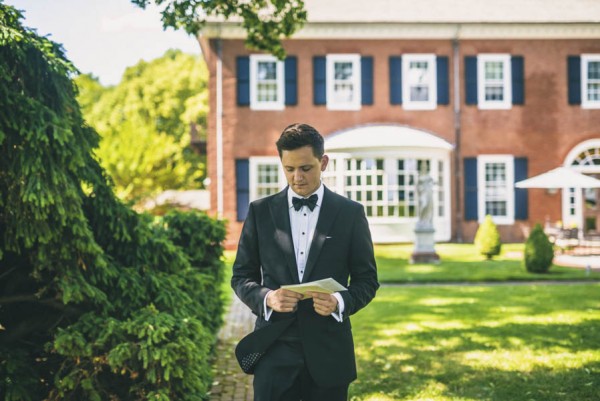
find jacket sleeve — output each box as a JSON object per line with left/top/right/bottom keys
{"left": 231, "top": 202, "right": 271, "bottom": 317}
{"left": 340, "top": 203, "right": 379, "bottom": 319}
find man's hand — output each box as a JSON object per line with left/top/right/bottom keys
{"left": 266, "top": 289, "right": 303, "bottom": 313}
{"left": 308, "top": 292, "right": 339, "bottom": 316}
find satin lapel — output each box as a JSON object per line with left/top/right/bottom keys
{"left": 269, "top": 188, "right": 300, "bottom": 284}
{"left": 302, "top": 187, "right": 342, "bottom": 283}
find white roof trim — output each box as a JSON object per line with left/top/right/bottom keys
{"left": 200, "top": 22, "right": 600, "bottom": 40}
{"left": 324, "top": 124, "right": 454, "bottom": 152}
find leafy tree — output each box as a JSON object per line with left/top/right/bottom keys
{"left": 131, "top": 0, "right": 307, "bottom": 59}
{"left": 474, "top": 215, "right": 502, "bottom": 260}
{"left": 75, "top": 50, "right": 208, "bottom": 205}
{"left": 524, "top": 224, "right": 554, "bottom": 273}
{"left": 0, "top": 4, "right": 225, "bottom": 400}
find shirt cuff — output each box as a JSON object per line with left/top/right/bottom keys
{"left": 331, "top": 292, "right": 345, "bottom": 322}
{"left": 263, "top": 290, "right": 274, "bottom": 321}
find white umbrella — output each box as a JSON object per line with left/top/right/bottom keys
{"left": 515, "top": 167, "right": 600, "bottom": 189}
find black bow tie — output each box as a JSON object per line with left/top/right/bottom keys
{"left": 292, "top": 194, "right": 318, "bottom": 211}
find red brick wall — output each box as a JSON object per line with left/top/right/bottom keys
{"left": 202, "top": 37, "right": 600, "bottom": 247}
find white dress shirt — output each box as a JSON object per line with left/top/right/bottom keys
{"left": 264, "top": 183, "right": 345, "bottom": 321}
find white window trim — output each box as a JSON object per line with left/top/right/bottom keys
{"left": 249, "top": 156, "right": 285, "bottom": 201}
{"left": 477, "top": 54, "right": 512, "bottom": 110}
{"left": 249, "top": 55, "right": 285, "bottom": 111}
{"left": 477, "top": 155, "right": 515, "bottom": 225}
{"left": 402, "top": 54, "right": 437, "bottom": 110}
{"left": 581, "top": 54, "right": 600, "bottom": 109}
{"left": 326, "top": 54, "right": 361, "bottom": 111}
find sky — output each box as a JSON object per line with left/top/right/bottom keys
{"left": 6, "top": 0, "right": 202, "bottom": 86}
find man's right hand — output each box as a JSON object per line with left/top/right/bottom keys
{"left": 266, "top": 289, "right": 303, "bottom": 313}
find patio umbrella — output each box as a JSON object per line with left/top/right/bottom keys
{"left": 515, "top": 167, "right": 600, "bottom": 189}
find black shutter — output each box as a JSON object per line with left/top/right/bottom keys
{"left": 313, "top": 56, "right": 326, "bottom": 105}
{"left": 464, "top": 157, "right": 478, "bottom": 221}
{"left": 568, "top": 56, "right": 582, "bottom": 105}
{"left": 285, "top": 56, "right": 297, "bottom": 106}
{"left": 514, "top": 157, "right": 529, "bottom": 220}
{"left": 511, "top": 56, "right": 525, "bottom": 105}
{"left": 436, "top": 56, "right": 449, "bottom": 105}
{"left": 236, "top": 159, "right": 250, "bottom": 221}
{"left": 236, "top": 56, "right": 250, "bottom": 106}
{"left": 361, "top": 56, "right": 374, "bottom": 105}
{"left": 465, "top": 56, "right": 478, "bottom": 105}
{"left": 389, "top": 56, "right": 402, "bottom": 105}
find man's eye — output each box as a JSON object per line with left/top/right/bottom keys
{"left": 302, "top": 167, "right": 312, "bottom": 172}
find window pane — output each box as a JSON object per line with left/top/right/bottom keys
{"left": 258, "top": 62, "right": 276, "bottom": 80}
{"left": 588, "top": 61, "right": 600, "bottom": 80}
{"left": 256, "top": 163, "right": 280, "bottom": 199}
{"left": 587, "top": 83, "right": 600, "bottom": 101}
{"left": 484, "top": 162, "right": 508, "bottom": 218}
{"left": 485, "top": 61, "right": 504, "bottom": 80}
{"left": 410, "top": 86, "right": 429, "bottom": 101}
{"left": 334, "top": 62, "right": 353, "bottom": 80}
{"left": 485, "top": 85, "right": 504, "bottom": 101}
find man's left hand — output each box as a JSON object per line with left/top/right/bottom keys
{"left": 308, "top": 292, "right": 338, "bottom": 316}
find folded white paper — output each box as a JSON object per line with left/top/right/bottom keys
{"left": 281, "top": 278, "right": 347, "bottom": 298}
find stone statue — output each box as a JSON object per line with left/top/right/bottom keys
{"left": 416, "top": 168, "right": 434, "bottom": 228}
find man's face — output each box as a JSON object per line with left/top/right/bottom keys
{"left": 281, "top": 145, "right": 329, "bottom": 197}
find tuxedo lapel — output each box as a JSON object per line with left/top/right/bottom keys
{"left": 268, "top": 188, "right": 300, "bottom": 284}
{"left": 302, "top": 187, "right": 342, "bottom": 282}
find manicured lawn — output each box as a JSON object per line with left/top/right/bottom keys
{"left": 349, "top": 284, "right": 600, "bottom": 401}
{"left": 376, "top": 243, "right": 600, "bottom": 283}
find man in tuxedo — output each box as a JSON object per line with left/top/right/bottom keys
{"left": 232, "top": 123, "right": 379, "bottom": 401}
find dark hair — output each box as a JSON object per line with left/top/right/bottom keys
{"left": 276, "top": 123, "right": 324, "bottom": 159}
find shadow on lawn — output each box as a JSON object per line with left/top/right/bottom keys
{"left": 350, "top": 286, "right": 600, "bottom": 401}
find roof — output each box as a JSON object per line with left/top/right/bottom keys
{"left": 200, "top": 0, "right": 600, "bottom": 39}
{"left": 301, "top": 0, "right": 600, "bottom": 24}
{"left": 324, "top": 124, "right": 454, "bottom": 152}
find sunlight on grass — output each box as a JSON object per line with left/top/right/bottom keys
{"left": 349, "top": 284, "right": 600, "bottom": 401}
{"left": 418, "top": 297, "right": 479, "bottom": 306}
{"left": 404, "top": 265, "right": 439, "bottom": 273}
{"left": 460, "top": 350, "right": 600, "bottom": 372}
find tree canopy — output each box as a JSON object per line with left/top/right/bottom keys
{"left": 75, "top": 50, "right": 208, "bottom": 205}
{"left": 131, "top": 0, "right": 307, "bottom": 59}
{"left": 0, "top": 4, "right": 225, "bottom": 400}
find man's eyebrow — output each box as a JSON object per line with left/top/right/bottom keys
{"left": 283, "top": 164, "right": 312, "bottom": 169}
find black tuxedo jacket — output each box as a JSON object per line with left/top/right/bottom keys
{"left": 231, "top": 186, "right": 379, "bottom": 387}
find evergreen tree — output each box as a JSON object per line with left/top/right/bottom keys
{"left": 474, "top": 215, "right": 502, "bottom": 260}
{"left": 524, "top": 224, "right": 554, "bottom": 273}
{"left": 0, "top": 5, "right": 224, "bottom": 400}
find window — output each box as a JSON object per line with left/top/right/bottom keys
{"left": 249, "top": 157, "right": 284, "bottom": 201}
{"left": 477, "top": 155, "right": 515, "bottom": 224}
{"left": 477, "top": 54, "right": 512, "bottom": 109}
{"left": 324, "top": 156, "right": 447, "bottom": 221}
{"left": 250, "top": 55, "right": 284, "bottom": 110}
{"left": 402, "top": 54, "right": 437, "bottom": 110}
{"left": 326, "top": 54, "right": 361, "bottom": 110}
{"left": 582, "top": 54, "right": 600, "bottom": 109}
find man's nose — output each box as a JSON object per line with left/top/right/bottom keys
{"left": 294, "top": 170, "right": 303, "bottom": 181}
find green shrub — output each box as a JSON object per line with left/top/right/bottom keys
{"left": 524, "top": 224, "right": 554, "bottom": 273}
{"left": 474, "top": 215, "right": 502, "bottom": 260}
{"left": 0, "top": 6, "right": 225, "bottom": 400}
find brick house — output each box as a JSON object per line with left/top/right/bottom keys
{"left": 197, "top": 0, "right": 600, "bottom": 247}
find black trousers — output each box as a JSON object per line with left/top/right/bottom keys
{"left": 253, "top": 340, "right": 349, "bottom": 401}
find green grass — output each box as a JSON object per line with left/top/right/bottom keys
{"left": 220, "top": 246, "right": 600, "bottom": 400}
{"left": 349, "top": 284, "right": 600, "bottom": 401}
{"left": 376, "top": 243, "right": 600, "bottom": 283}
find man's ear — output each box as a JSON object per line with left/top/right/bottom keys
{"left": 320, "top": 155, "right": 329, "bottom": 171}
